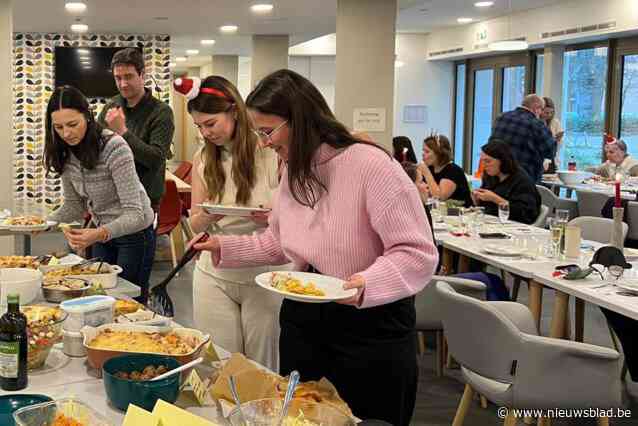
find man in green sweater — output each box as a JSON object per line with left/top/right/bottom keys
{"left": 98, "top": 47, "right": 175, "bottom": 301}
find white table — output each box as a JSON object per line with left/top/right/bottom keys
{"left": 540, "top": 177, "right": 638, "bottom": 200}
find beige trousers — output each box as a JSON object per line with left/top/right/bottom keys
{"left": 192, "top": 267, "right": 282, "bottom": 371}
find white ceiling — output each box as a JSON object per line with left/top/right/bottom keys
{"left": 14, "top": 0, "right": 568, "bottom": 69}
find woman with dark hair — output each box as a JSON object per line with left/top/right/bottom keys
{"left": 392, "top": 136, "right": 417, "bottom": 163}
{"left": 45, "top": 86, "right": 155, "bottom": 301}
{"left": 192, "top": 69, "right": 437, "bottom": 426}
{"left": 472, "top": 138, "right": 541, "bottom": 224}
{"left": 173, "top": 76, "right": 281, "bottom": 371}
{"left": 418, "top": 133, "right": 472, "bottom": 207}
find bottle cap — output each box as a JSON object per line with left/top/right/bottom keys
{"left": 6, "top": 293, "right": 19, "bottom": 304}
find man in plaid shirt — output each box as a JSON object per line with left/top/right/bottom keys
{"left": 491, "top": 94, "right": 556, "bottom": 182}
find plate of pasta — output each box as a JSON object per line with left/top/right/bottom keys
{"left": 0, "top": 216, "right": 56, "bottom": 232}
{"left": 255, "top": 271, "right": 357, "bottom": 303}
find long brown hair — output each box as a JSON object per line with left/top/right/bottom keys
{"left": 246, "top": 69, "right": 388, "bottom": 208}
{"left": 187, "top": 76, "right": 256, "bottom": 205}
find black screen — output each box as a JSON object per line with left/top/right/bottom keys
{"left": 54, "top": 47, "right": 129, "bottom": 98}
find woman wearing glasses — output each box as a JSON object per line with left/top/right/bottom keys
{"left": 192, "top": 69, "right": 437, "bottom": 426}
{"left": 173, "top": 76, "right": 282, "bottom": 371}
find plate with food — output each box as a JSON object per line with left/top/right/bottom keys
{"left": 197, "top": 203, "right": 271, "bottom": 217}
{"left": 0, "top": 216, "right": 55, "bottom": 232}
{"left": 41, "top": 277, "right": 91, "bottom": 303}
{"left": 255, "top": 271, "right": 357, "bottom": 303}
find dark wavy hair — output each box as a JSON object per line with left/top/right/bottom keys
{"left": 187, "top": 75, "right": 256, "bottom": 205}
{"left": 480, "top": 137, "right": 520, "bottom": 186}
{"left": 246, "top": 69, "right": 388, "bottom": 208}
{"left": 392, "top": 136, "right": 417, "bottom": 163}
{"left": 44, "top": 86, "right": 106, "bottom": 175}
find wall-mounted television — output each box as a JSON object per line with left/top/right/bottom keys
{"left": 54, "top": 47, "right": 134, "bottom": 98}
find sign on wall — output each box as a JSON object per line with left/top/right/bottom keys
{"left": 353, "top": 108, "right": 386, "bottom": 132}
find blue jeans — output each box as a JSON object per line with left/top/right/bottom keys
{"left": 454, "top": 272, "right": 511, "bottom": 301}
{"left": 91, "top": 225, "right": 156, "bottom": 304}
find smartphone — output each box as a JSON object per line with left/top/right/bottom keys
{"left": 478, "top": 233, "right": 510, "bottom": 239}
{"left": 555, "top": 264, "right": 579, "bottom": 272}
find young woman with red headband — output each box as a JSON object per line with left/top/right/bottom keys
{"left": 173, "top": 76, "right": 282, "bottom": 371}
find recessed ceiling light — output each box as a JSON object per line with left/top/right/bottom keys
{"left": 70, "top": 23, "right": 88, "bottom": 33}
{"left": 154, "top": 17, "right": 169, "bottom": 21}
{"left": 169, "top": 62, "right": 177, "bottom": 67}
{"left": 186, "top": 49, "right": 199, "bottom": 55}
{"left": 457, "top": 17, "right": 474, "bottom": 24}
{"left": 175, "top": 56, "right": 187, "bottom": 62}
{"left": 251, "top": 3, "right": 274, "bottom": 13}
{"left": 65, "top": 1, "right": 87, "bottom": 13}
{"left": 220, "top": 25, "right": 238, "bottom": 34}
{"left": 474, "top": 1, "right": 494, "bottom": 7}
{"left": 201, "top": 39, "right": 216, "bottom": 45}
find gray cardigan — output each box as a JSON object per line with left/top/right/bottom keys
{"left": 48, "top": 131, "right": 154, "bottom": 240}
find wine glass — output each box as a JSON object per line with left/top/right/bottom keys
{"left": 498, "top": 203, "right": 510, "bottom": 224}
{"left": 548, "top": 218, "right": 563, "bottom": 259}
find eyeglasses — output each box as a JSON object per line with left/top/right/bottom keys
{"left": 253, "top": 121, "right": 287, "bottom": 145}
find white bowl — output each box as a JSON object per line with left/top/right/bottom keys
{"left": 0, "top": 268, "right": 42, "bottom": 305}
{"left": 557, "top": 170, "right": 592, "bottom": 186}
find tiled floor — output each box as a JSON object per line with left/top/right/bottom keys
{"left": 151, "top": 262, "right": 638, "bottom": 425}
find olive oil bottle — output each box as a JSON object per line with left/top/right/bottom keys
{"left": 0, "top": 293, "right": 28, "bottom": 390}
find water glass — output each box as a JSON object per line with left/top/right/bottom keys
{"left": 498, "top": 203, "right": 510, "bottom": 224}
{"left": 548, "top": 218, "right": 563, "bottom": 259}
{"left": 555, "top": 209, "right": 570, "bottom": 223}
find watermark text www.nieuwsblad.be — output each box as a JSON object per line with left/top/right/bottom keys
{"left": 497, "top": 407, "right": 632, "bottom": 419}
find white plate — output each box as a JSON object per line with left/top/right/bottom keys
{"left": 198, "top": 204, "right": 270, "bottom": 217}
{"left": 255, "top": 271, "right": 357, "bottom": 303}
{"left": 483, "top": 244, "right": 523, "bottom": 257}
{"left": 0, "top": 220, "right": 56, "bottom": 232}
{"left": 615, "top": 279, "right": 638, "bottom": 292}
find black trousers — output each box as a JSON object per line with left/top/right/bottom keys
{"left": 279, "top": 296, "right": 418, "bottom": 426}
{"left": 601, "top": 308, "right": 638, "bottom": 381}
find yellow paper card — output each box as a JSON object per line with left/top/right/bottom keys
{"left": 122, "top": 404, "right": 162, "bottom": 426}
{"left": 181, "top": 369, "right": 210, "bottom": 406}
{"left": 204, "top": 341, "right": 220, "bottom": 363}
{"left": 152, "top": 399, "right": 219, "bottom": 426}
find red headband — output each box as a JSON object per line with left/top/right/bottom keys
{"left": 200, "top": 87, "right": 228, "bottom": 99}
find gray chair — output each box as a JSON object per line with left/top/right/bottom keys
{"left": 415, "top": 275, "right": 485, "bottom": 377}
{"left": 536, "top": 185, "right": 579, "bottom": 220}
{"left": 625, "top": 201, "right": 638, "bottom": 240}
{"left": 568, "top": 216, "right": 628, "bottom": 245}
{"left": 531, "top": 205, "right": 550, "bottom": 228}
{"left": 576, "top": 190, "right": 610, "bottom": 217}
{"left": 435, "top": 281, "right": 621, "bottom": 426}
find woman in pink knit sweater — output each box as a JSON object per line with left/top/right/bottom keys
{"left": 193, "top": 69, "right": 438, "bottom": 425}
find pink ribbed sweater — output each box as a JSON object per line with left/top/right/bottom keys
{"left": 218, "top": 143, "right": 438, "bottom": 308}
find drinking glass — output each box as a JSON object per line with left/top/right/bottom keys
{"left": 548, "top": 218, "right": 563, "bottom": 259}
{"left": 498, "top": 203, "right": 510, "bottom": 224}
{"left": 555, "top": 209, "right": 570, "bottom": 223}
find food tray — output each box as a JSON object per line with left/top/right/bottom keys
{"left": 40, "top": 263, "right": 122, "bottom": 289}
{"left": 12, "top": 397, "right": 114, "bottom": 426}
{"left": 81, "top": 323, "right": 210, "bottom": 370}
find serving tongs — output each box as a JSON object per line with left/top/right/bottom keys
{"left": 147, "top": 232, "right": 210, "bottom": 317}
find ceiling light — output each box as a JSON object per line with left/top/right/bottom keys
{"left": 488, "top": 40, "right": 529, "bottom": 51}
{"left": 220, "top": 25, "right": 238, "bottom": 34}
{"left": 474, "top": 1, "right": 494, "bottom": 7}
{"left": 186, "top": 49, "right": 199, "bottom": 55}
{"left": 251, "top": 3, "right": 274, "bottom": 13}
{"left": 457, "top": 18, "right": 474, "bottom": 24}
{"left": 169, "top": 62, "right": 177, "bottom": 67}
{"left": 395, "top": 61, "right": 405, "bottom": 68}
{"left": 70, "top": 23, "right": 88, "bottom": 33}
{"left": 201, "top": 39, "right": 216, "bottom": 45}
{"left": 175, "top": 56, "right": 187, "bottom": 62}
{"left": 65, "top": 1, "right": 87, "bottom": 13}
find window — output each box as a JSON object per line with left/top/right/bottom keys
{"left": 619, "top": 54, "right": 638, "bottom": 158}
{"left": 472, "top": 69, "right": 494, "bottom": 172}
{"left": 454, "top": 64, "right": 466, "bottom": 165}
{"left": 502, "top": 65, "right": 526, "bottom": 113}
{"left": 560, "top": 47, "right": 608, "bottom": 169}
{"left": 535, "top": 54, "right": 544, "bottom": 94}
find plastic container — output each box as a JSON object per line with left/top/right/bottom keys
{"left": 12, "top": 397, "right": 114, "bottom": 426}
{"left": 228, "top": 398, "right": 356, "bottom": 426}
{"left": 60, "top": 295, "right": 115, "bottom": 332}
{"left": 40, "top": 263, "right": 122, "bottom": 289}
{"left": 102, "top": 354, "right": 181, "bottom": 411}
{"left": 0, "top": 394, "right": 52, "bottom": 426}
{"left": 0, "top": 268, "right": 42, "bottom": 306}
{"left": 62, "top": 330, "right": 86, "bottom": 357}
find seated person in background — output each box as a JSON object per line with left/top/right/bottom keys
{"left": 587, "top": 137, "right": 638, "bottom": 178}
{"left": 418, "top": 134, "right": 472, "bottom": 207}
{"left": 472, "top": 138, "right": 541, "bottom": 225}
{"left": 401, "top": 161, "right": 510, "bottom": 301}
{"left": 392, "top": 136, "right": 417, "bottom": 163}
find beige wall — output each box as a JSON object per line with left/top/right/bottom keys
{"left": 212, "top": 55, "right": 239, "bottom": 86}
{"left": 251, "top": 35, "right": 289, "bottom": 88}
{"left": 0, "top": 0, "right": 12, "bottom": 253}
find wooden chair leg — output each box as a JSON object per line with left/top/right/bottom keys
{"left": 549, "top": 291, "right": 569, "bottom": 339}
{"left": 479, "top": 395, "right": 488, "bottom": 409}
{"left": 575, "top": 298, "right": 585, "bottom": 342}
{"left": 457, "top": 255, "right": 470, "bottom": 273}
{"left": 523, "top": 417, "right": 534, "bottom": 425}
{"left": 168, "top": 231, "right": 178, "bottom": 269}
{"left": 537, "top": 417, "right": 551, "bottom": 426}
{"left": 528, "top": 280, "right": 544, "bottom": 333}
{"left": 597, "top": 417, "right": 609, "bottom": 426}
{"left": 435, "top": 330, "right": 444, "bottom": 378}
{"left": 452, "top": 384, "right": 474, "bottom": 426}
{"left": 504, "top": 411, "right": 518, "bottom": 426}
{"left": 511, "top": 276, "right": 522, "bottom": 301}
{"left": 417, "top": 331, "right": 427, "bottom": 355}
{"left": 441, "top": 248, "right": 454, "bottom": 275}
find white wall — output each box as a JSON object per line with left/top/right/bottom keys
{"left": 289, "top": 56, "right": 336, "bottom": 110}
{"left": 238, "top": 56, "right": 252, "bottom": 100}
{"left": 428, "top": 0, "right": 638, "bottom": 60}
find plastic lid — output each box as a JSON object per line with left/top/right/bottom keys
{"left": 60, "top": 295, "right": 115, "bottom": 313}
